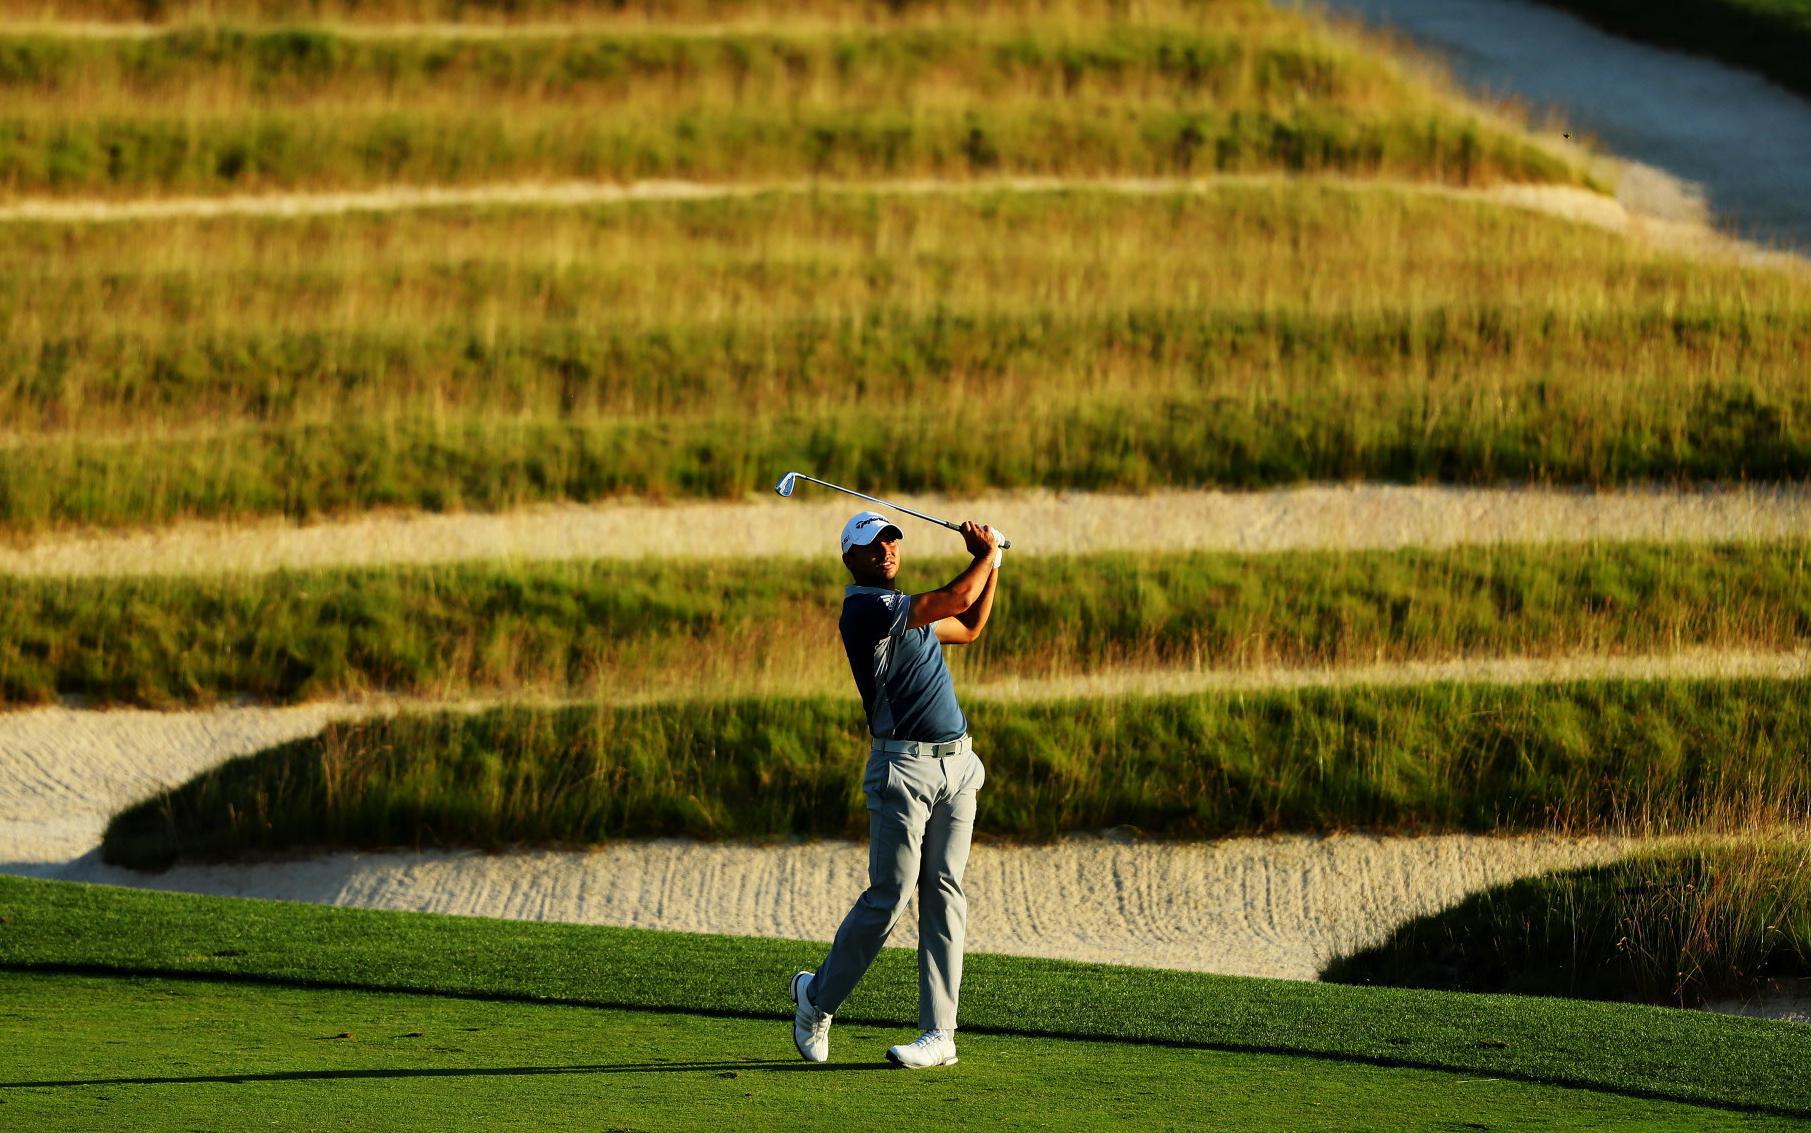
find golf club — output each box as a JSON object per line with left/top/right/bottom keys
{"left": 773, "top": 471, "right": 1011, "bottom": 550}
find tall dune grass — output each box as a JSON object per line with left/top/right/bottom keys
{"left": 2, "top": 186, "right": 1808, "bottom": 525}
{"left": 0, "top": 6, "right": 1575, "bottom": 195}
{"left": 6, "top": 189, "right": 1805, "bottom": 436}
{"left": 1324, "top": 836, "right": 1811, "bottom": 1007}
{"left": 2, "top": 0, "right": 1293, "bottom": 24}
{"left": 100, "top": 677, "right": 1811, "bottom": 867}
{"left": 4, "top": 541, "right": 1805, "bottom": 707}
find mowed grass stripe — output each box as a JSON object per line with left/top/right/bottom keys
{"left": 2, "top": 970, "right": 1795, "bottom": 1132}
{"left": 100, "top": 677, "right": 1811, "bottom": 863}
{"left": 2, "top": 876, "right": 1807, "bottom": 1118}
{"left": 2, "top": 542, "right": 1806, "bottom": 708}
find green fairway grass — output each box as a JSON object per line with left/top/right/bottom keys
{"left": 1, "top": 969, "right": 1799, "bottom": 1132}
{"left": 101, "top": 677, "right": 1811, "bottom": 864}
{"left": 1326, "top": 838, "right": 1811, "bottom": 1008}
{"left": 2, "top": 875, "right": 1809, "bottom": 1121}
{"left": 4, "top": 541, "right": 1808, "bottom": 708}
{"left": 1537, "top": 0, "right": 1811, "bottom": 100}
{"left": 6, "top": 185, "right": 1810, "bottom": 527}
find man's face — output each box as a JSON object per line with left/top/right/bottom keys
{"left": 843, "top": 530, "right": 902, "bottom": 584}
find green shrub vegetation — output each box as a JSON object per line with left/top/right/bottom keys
{"left": 3, "top": 874, "right": 1808, "bottom": 1119}
{"left": 1538, "top": 0, "right": 1811, "bottom": 100}
{"left": 1325, "top": 838, "right": 1811, "bottom": 1008}
{"left": 101, "top": 677, "right": 1811, "bottom": 865}
{"left": 0, "top": 9, "right": 1576, "bottom": 195}
{"left": 2, "top": 542, "right": 1805, "bottom": 707}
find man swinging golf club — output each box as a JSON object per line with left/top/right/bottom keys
{"left": 789, "top": 509, "right": 1003, "bottom": 1069}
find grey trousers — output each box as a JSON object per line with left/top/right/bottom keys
{"left": 810, "top": 743, "right": 986, "bottom": 1032}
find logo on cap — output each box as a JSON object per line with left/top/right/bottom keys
{"left": 839, "top": 511, "right": 901, "bottom": 555}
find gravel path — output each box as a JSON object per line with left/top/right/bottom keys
{"left": 1315, "top": 0, "right": 1811, "bottom": 251}
{"left": 6, "top": 484, "right": 1808, "bottom": 577}
{"left": 0, "top": 173, "right": 1639, "bottom": 235}
{"left": 1, "top": 173, "right": 1786, "bottom": 268}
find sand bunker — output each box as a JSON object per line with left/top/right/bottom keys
{"left": 0, "top": 699, "right": 1629, "bottom": 980}
{"left": 5, "top": 483, "right": 1808, "bottom": 578}
{"left": 0, "top": 703, "right": 365, "bottom": 866}
{"left": 27, "top": 834, "right": 1631, "bottom": 981}
{"left": 16, "top": 699, "right": 1811, "bottom": 1024}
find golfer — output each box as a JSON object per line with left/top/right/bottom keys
{"left": 790, "top": 510, "right": 1003, "bottom": 1069}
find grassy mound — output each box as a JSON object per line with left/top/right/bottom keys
{"left": 0, "top": 6, "right": 1574, "bottom": 196}
{"left": 101, "top": 678, "right": 1811, "bottom": 866}
{"left": 3, "top": 541, "right": 1809, "bottom": 708}
{"left": 7, "top": 185, "right": 1811, "bottom": 526}
{"left": 1324, "top": 839, "right": 1811, "bottom": 1008}
{"left": 1, "top": 874, "right": 1807, "bottom": 1118}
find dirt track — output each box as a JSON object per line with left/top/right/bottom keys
{"left": 0, "top": 174, "right": 1605, "bottom": 223}
{"left": 6, "top": 484, "right": 1807, "bottom": 577}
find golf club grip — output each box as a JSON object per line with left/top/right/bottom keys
{"left": 927, "top": 517, "right": 1010, "bottom": 551}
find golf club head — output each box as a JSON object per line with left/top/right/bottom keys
{"left": 773, "top": 472, "right": 800, "bottom": 497}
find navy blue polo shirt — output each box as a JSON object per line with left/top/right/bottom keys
{"left": 840, "top": 585, "right": 968, "bottom": 743}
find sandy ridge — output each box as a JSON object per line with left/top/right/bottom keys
{"left": 5, "top": 484, "right": 1806, "bottom": 578}
{"left": 0, "top": 173, "right": 1621, "bottom": 230}
{"left": 0, "top": 18, "right": 829, "bottom": 39}
{"left": 23, "top": 835, "right": 1632, "bottom": 980}
{"left": 2, "top": 172, "right": 1788, "bottom": 267}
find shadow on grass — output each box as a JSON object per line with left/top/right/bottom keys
{"left": 0, "top": 1059, "right": 895, "bottom": 1089}
{"left": 8, "top": 961, "right": 1809, "bottom": 1121}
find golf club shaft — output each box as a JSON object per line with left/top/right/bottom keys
{"left": 789, "top": 473, "right": 1011, "bottom": 550}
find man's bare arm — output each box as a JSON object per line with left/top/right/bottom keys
{"left": 936, "top": 560, "right": 998, "bottom": 645}
{"left": 905, "top": 522, "right": 1000, "bottom": 630}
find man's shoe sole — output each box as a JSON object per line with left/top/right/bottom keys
{"left": 885, "top": 1050, "right": 959, "bottom": 1068}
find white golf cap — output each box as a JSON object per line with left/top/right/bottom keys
{"left": 840, "top": 511, "right": 903, "bottom": 555}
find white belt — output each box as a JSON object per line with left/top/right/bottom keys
{"left": 872, "top": 734, "right": 972, "bottom": 759}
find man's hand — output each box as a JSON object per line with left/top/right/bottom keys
{"left": 959, "top": 521, "right": 999, "bottom": 560}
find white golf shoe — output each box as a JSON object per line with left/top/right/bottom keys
{"left": 886, "top": 1029, "right": 959, "bottom": 1069}
{"left": 790, "top": 971, "right": 832, "bottom": 1062}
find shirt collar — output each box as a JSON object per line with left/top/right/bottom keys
{"left": 845, "top": 585, "right": 900, "bottom": 596}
